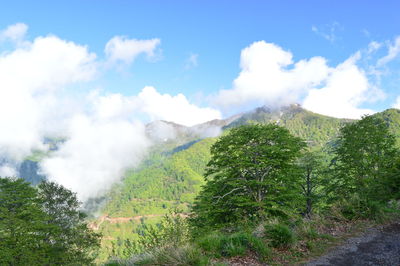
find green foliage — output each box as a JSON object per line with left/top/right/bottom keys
{"left": 111, "top": 209, "right": 190, "bottom": 260}
{"left": 38, "top": 181, "right": 101, "bottom": 264}
{"left": 99, "top": 105, "right": 352, "bottom": 260}
{"left": 104, "top": 138, "right": 215, "bottom": 218}
{"left": 264, "top": 224, "right": 296, "bottom": 248}
{"left": 331, "top": 115, "right": 400, "bottom": 203}
{"left": 101, "top": 107, "right": 400, "bottom": 261}
{"left": 335, "top": 196, "right": 390, "bottom": 221}
{"left": 0, "top": 178, "right": 49, "bottom": 265}
{"left": 191, "top": 124, "right": 306, "bottom": 229}
{"left": 297, "top": 150, "right": 327, "bottom": 217}
{"left": 227, "top": 105, "right": 352, "bottom": 147}
{"left": 138, "top": 209, "right": 190, "bottom": 250}
{"left": 196, "top": 231, "right": 270, "bottom": 260}
{"left": 0, "top": 178, "right": 100, "bottom": 265}
{"left": 109, "top": 244, "right": 211, "bottom": 266}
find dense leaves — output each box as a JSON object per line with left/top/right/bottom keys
{"left": 190, "top": 124, "right": 306, "bottom": 228}
{"left": 0, "top": 178, "right": 100, "bottom": 265}
{"left": 0, "top": 178, "right": 49, "bottom": 265}
{"left": 38, "top": 181, "right": 101, "bottom": 264}
{"left": 331, "top": 115, "right": 400, "bottom": 202}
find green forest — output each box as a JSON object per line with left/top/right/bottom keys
{"left": 2, "top": 106, "right": 400, "bottom": 265}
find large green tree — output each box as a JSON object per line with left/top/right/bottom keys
{"left": 190, "top": 124, "right": 306, "bottom": 228}
{"left": 0, "top": 178, "right": 100, "bottom": 265}
{"left": 0, "top": 178, "right": 50, "bottom": 265}
{"left": 38, "top": 181, "right": 101, "bottom": 264}
{"left": 331, "top": 115, "right": 399, "bottom": 202}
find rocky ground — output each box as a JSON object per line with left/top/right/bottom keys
{"left": 305, "top": 221, "right": 400, "bottom": 266}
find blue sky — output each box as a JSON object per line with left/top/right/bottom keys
{"left": 1, "top": 0, "right": 399, "bottom": 113}
{"left": 1, "top": 0, "right": 400, "bottom": 198}
{"left": 0, "top": 0, "right": 400, "bottom": 126}
{"left": 1, "top": 1, "right": 399, "bottom": 112}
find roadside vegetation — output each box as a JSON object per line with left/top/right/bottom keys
{"left": 106, "top": 115, "right": 400, "bottom": 265}
{"left": 0, "top": 179, "right": 101, "bottom": 265}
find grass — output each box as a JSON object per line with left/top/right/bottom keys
{"left": 103, "top": 204, "right": 400, "bottom": 265}
{"left": 195, "top": 231, "right": 271, "bottom": 262}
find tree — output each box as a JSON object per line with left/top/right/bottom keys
{"left": 0, "top": 178, "right": 100, "bottom": 265}
{"left": 38, "top": 181, "right": 101, "bottom": 265}
{"left": 0, "top": 178, "right": 50, "bottom": 265}
{"left": 190, "top": 124, "right": 306, "bottom": 229}
{"left": 297, "top": 151, "right": 326, "bottom": 218}
{"left": 331, "top": 115, "right": 399, "bottom": 202}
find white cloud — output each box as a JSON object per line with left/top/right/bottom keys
{"left": 303, "top": 54, "right": 374, "bottom": 118}
{"left": 367, "top": 41, "right": 382, "bottom": 54}
{"left": 0, "top": 32, "right": 97, "bottom": 160}
{"left": 40, "top": 115, "right": 150, "bottom": 202}
{"left": 105, "top": 36, "right": 160, "bottom": 65}
{"left": 0, "top": 23, "right": 28, "bottom": 43}
{"left": 89, "top": 91, "right": 137, "bottom": 121}
{"left": 311, "top": 22, "right": 341, "bottom": 43}
{"left": 0, "top": 164, "right": 17, "bottom": 177}
{"left": 90, "top": 86, "right": 221, "bottom": 127}
{"left": 137, "top": 86, "right": 221, "bottom": 126}
{"left": 392, "top": 96, "right": 400, "bottom": 109}
{"left": 215, "top": 41, "right": 329, "bottom": 109}
{"left": 185, "top": 53, "right": 198, "bottom": 69}
{"left": 0, "top": 23, "right": 222, "bottom": 201}
{"left": 377, "top": 36, "right": 400, "bottom": 66}
{"left": 216, "top": 41, "right": 383, "bottom": 119}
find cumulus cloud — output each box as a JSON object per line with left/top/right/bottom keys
{"left": 215, "top": 41, "right": 385, "bottom": 119}
{"left": 40, "top": 115, "right": 150, "bottom": 202}
{"left": 0, "top": 23, "right": 223, "bottom": 201}
{"left": 105, "top": 36, "right": 160, "bottom": 65}
{"left": 137, "top": 86, "right": 221, "bottom": 126}
{"left": 0, "top": 32, "right": 97, "bottom": 160}
{"left": 89, "top": 87, "right": 221, "bottom": 127}
{"left": 0, "top": 164, "right": 17, "bottom": 177}
{"left": 0, "top": 23, "right": 28, "bottom": 43}
{"left": 215, "top": 41, "right": 329, "bottom": 109}
{"left": 303, "top": 54, "right": 374, "bottom": 118}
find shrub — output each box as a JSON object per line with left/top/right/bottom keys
{"left": 295, "top": 222, "right": 319, "bottom": 240}
{"left": 108, "top": 245, "right": 210, "bottom": 266}
{"left": 264, "top": 224, "right": 296, "bottom": 248}
{"left": 196, "top": 231, "right": 270, "bottom": 260}
{"left": 336, "top": 196, "right": 389, "bottom": 221}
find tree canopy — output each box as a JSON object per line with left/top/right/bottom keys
{"left": 331, "top": 115, "right": 400, "bottom": 202}
{"left": 0, "top": 178, "right": 100, "bottom": 265}
{"left": 190, "top": 124, "right": 306, "bottom": 229}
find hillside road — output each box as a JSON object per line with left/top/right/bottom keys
{"left": 306, "top": 221, "right": 400, "bottom": 266}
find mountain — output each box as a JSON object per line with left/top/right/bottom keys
{"left": 6, "top": 104, "right": 400, "bottom": 261}
{"left": 95, "top": 104, "right": 357, "bottom": 260}
{"left": 226, "top": 104, "right": 354, "bottom": 147}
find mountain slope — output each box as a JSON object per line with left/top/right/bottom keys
{"left": 226, "top": 104, "right": 353, "bottom": 147}
{"left": 96, "top": 104, "right": 356, "bottom": 260}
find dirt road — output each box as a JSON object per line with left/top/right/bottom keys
{"left": 306, "top": 221, "right": 400, "bottom": 266}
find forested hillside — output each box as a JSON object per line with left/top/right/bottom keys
{"left": 96, "top": 105, "right": 356, "bottom": 259}
{"left": 105, "top": 111, "right": 400, "bottom": 265}
{"left": 7, "top": 105, "right": 400, "bottom": 263}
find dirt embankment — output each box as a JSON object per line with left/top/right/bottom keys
{"left": 89, "top": 214, "right": 163, "bottom": 230}
{"left": 89, "top": 213, "right": 188, "bottom": 231}
{"left": 306, "top": 221, "right": 400, "bottom": 266}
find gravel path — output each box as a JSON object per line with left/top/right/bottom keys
{"left": 306, "top": 221, "right": 400, "bottom": 266}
